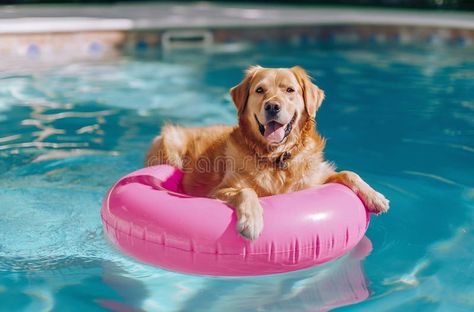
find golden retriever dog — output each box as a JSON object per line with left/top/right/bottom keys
{"left": 145, "top": 66, "right": 389, "bottom": 240}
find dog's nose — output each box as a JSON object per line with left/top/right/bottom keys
{"left": 264, "top": 102, "right": 281, "bottom": 116}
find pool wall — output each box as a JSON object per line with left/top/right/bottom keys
{"left": 0, "top": 3, "right": 473, "bottom": 62}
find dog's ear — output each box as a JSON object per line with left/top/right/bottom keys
{"left": 291, "top": 66, "right": 325, "bottom": 118}
{"left": 230, "top": 65, "right": 261, "bottom": 114}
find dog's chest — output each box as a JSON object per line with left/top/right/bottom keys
{"left": 251, "top": 157, "right": 331, "bottom": 196}
{"left": 252, "top": 165, "right": 306, "bottom": 195}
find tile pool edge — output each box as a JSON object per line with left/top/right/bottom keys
{"left": 0, "top": 5, "right": 473, "bottom": 34}
{"left": 1, "top": 4, "right": 473, "bottom": 66}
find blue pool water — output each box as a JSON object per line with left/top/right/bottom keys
{"left": 0, "top": 41, "right": 473, "bottom": 311}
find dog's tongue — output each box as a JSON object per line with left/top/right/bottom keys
{"left": 264, "top": 121, "right": 286, "bottom": 143}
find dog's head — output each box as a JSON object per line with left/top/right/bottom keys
{"left": 231, "top": 66, "right": 325, "bottom": 149}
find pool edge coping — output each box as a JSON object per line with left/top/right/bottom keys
{"left": 0, "top": 4, "right": 473, "bottom": 34}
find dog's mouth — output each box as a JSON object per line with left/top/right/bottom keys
{"left": 254, "top": 113, "right": 296, "bottom": 144}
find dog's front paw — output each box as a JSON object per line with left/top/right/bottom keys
{"left": 236, "top": 203, "right": 264, "bottom": 240}
{"left": 364, "top": 191, "right": 390, "bottom": 214}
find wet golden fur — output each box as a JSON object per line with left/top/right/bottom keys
{"left": 146, "top": 66, "right": 389, "bottom": 240}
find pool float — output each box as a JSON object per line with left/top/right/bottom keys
{"left": 101, "top": 165, "right": 370, "bottom": 276}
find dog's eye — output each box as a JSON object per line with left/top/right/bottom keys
{"left": 256, "top": 87, "right": 264, "bottom": 94}
{"left": 286, "top": 87, "right": 295, "bottom": 93}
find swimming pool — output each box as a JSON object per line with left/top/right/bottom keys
{"left": 0, "top": 39, "right": 473, "bottom": 311}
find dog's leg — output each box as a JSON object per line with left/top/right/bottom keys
{"left": 324, "top": 171, "right": 389, "bottom": 214}
{"left": 212, "top": 187, "right": 263, "bottom": 240}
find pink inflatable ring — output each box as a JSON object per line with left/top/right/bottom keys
{"left": 101, "top": 165, "right": 370, "bottom": 276}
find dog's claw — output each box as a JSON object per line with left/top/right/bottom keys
{"left": 236, "top": 210, "right": 264, "bottom": 240}
{"left": 365, "top": 191, "right": 390, "bottom": 214}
